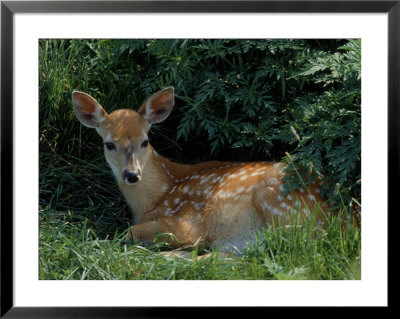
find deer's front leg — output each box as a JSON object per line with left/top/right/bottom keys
{"left": 127, "top": 219, "right": 203, "bottom": 247}
{"left": 127, "top": 221, "right": 167, "bottom": 245}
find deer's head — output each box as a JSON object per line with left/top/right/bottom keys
{"left": 72, "top": 87, "right": 175, "bottom": 185}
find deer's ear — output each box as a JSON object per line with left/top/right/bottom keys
{"left": 72, "top": 91, "right": 107, "bottom": 128}
{"left": 138, "top": 87, "right": 175, "bottom": 126}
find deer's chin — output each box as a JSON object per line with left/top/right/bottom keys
{"left": 124, "top": 177, "right": 141, "bottom": 186}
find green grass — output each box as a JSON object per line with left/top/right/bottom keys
{"left": 39, "top": 188, "right": 361, "bottom": 280}
{"left": 39, "top": 39, "right": 361, "bottom": 280}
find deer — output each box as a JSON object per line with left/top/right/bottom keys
{"left": 72, "top": 87, "right": 329, "bottom": 255}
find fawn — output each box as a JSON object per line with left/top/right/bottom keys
{"left": 72, "top": 87, "right": 328, "bottom": 254}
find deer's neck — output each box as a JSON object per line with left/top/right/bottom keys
{"left": 117, "top": 147, "right": 179, "bottom": 223}
{"left": 118, "top": 147, "right": 228, "bottom": 223}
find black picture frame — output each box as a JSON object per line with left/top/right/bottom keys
{"left": 1, "top": 0, "right": 396, "bottom": 317}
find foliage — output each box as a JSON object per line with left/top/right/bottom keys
{"left": 280, "top": 39, "right": 361, "bottom": 207}
{"left": 39, "top": 39, "right": 361, "bottom": 280}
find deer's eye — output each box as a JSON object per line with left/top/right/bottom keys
{"left": 105, "top": 142, "right": 116, "bottom": 151}
{"left": 141, "top": 140, "right": 149, "bottom": 148}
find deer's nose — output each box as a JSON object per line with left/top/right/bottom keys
{"left": 123, "top": 170, "right": 140, "bottom": 184}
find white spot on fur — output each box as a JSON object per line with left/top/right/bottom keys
{"left": 191, "top": 201, "right": 202, "bottom": 210}
{"left": 216, "top": 191, "right": 233, "bottom": 199}
{"left": 164, "top": 200, "right": 169, "bottom": 207}
{"left": 261, "top": 201, "right": 271, "bottom": 211}
{"left": 246, "top": 185, "right": 255, "bottom": 192}
{"left": 238, "top": 170, "right": 246, "bottom": 176}
{"left": 174, "top": 198, "right": 180, "bottom": 204}
{"left": 204, "top": 186, "right": 212, "bottom": 195}
{"left": 273, "top": 162, "right": 283, "bottom": 169}
{"left": 211, "top": 176, "right": 221, "bottom": 184}
{"left": 183, "top": 186, "right": 189, "bottom": 194}
{"left": 180, "top": 200, "right": 188, "bottom": 206}
{"left": 200, "top": 175, "right": 211, "bottom": 185}
{"left": 307, "top": 194, "right": 315, "bottom": 201}
{"left": 274, "top": 163, "right": 285, "bottom": 175}
{"left": 250, "top": 171, "right": 262, "bottom": 177}
{"left": 222, "top": 172, "right": 230, "bottom": 179}
{"left": 236, "top": 186, "right": 245, "bottom": 194}
{"left": 280, "top": 202, "right": 290, "bottom": 210}
{"left": 189, "top": 189, "right": 194, "bottom": 196}
{"left": 239, "top": 175, "right": 248, "bottom": 181}
{"left": 272, "top": 208, "right": 284, "bottom": 216}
